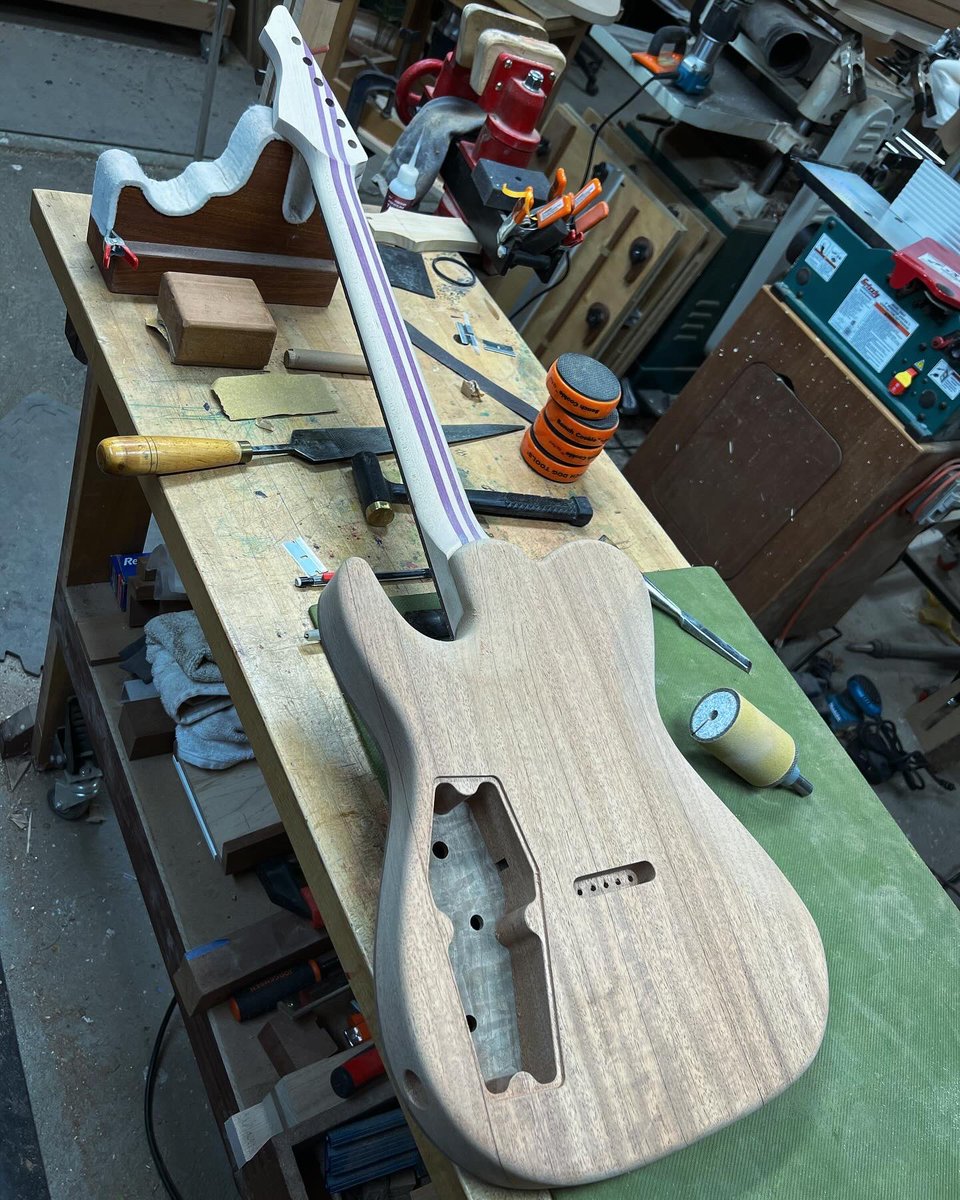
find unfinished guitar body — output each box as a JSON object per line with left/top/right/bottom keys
{"left": 319, "top": 538, "right": 828, "bottom": 1188}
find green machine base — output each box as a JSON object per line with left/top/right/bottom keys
{"left": 777, "top": 217, "right": 960, "bottom": 442}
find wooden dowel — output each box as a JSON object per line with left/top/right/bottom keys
{"left": 284, "top": 348, "right": 370, "bottom": 375}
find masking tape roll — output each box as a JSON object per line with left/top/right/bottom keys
{"left": 690, "top": 689, "right": 798, "bottom": 789}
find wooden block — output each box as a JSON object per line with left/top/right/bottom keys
{"left": 174, "top": 757, "right": 291, "bottom": 874}
{"left": 1, "top": 704, "right": 35, "bottom": 759}
{"left": 118, "top": 695, "right": 176, "bottom": 760}
{"left": 173, "top": 910, "right": 330, "bottom": 1017}
{"left": 157, "top": 273, "right": 278, "bottom": 368}
{"left": 258, "top": 1011, "right": 338, "bottom": 1076}
{"left": 225, "top": 1044, "right": 395, "bottom": 1168}
{"left": 76, "top": 613, "right": 137, "bottom": 665}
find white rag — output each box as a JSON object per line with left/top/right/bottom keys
{"left": 175, "top": 706, "right": 254, "bottom": 771}
{"left": 144, "top": 612, "right": 252, "bottom": 769}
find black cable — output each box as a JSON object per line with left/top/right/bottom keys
{"left": 508, "top": 257, "right": 570, "bottom": 322}
{"left": 788, "top": 627, "right": 841, "bottom": 673}
{"left": 145, "top": 995, "right": 185, "bottom": 1200}
{"left": 511, "top": 73, "right": 673, "bottom": 325}
{"left": 578, "top": 73, "right": 675, "bottom": 189}
{"left": 847, "top": 718, "right": 955, "bottom": 792}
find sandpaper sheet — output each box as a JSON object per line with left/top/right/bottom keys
{"left": 0, "top": 394, "right": 78, "bottom": 675}
{"left": 211, "top": 374, "right": 350, "bottom": 421}
{"left": 358, "top": 567, "right": 959, "bottom": 1197}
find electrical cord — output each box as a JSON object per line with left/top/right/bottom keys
{"left": 145, "top": 995, "right": 185, "bottom": 1200}
{"left": 846, "top": 718, "right": 955, "bottom": 792}
{"left": 508, "top": 258, "right": 570, "bottom": 321}
{"left": 578, "top": 73, "right": 674, "bottom": 189}
{"left": 511, "top": 72, "right": 673, "bottom": 325}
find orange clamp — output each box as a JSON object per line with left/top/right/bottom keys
{"left": 574, "top": 201, "right": 609, "bottom": 236}
{"left": 632, "top": 49, "right": 683, "bottom": 74}
{"left": 549, "top": 167, "right": 568, "bottom": 202}
{"left": 571, "top": 178, "right": 602, "bottom": 216}
{"left": 532, "top": 192, "right": 574, "bottom": 230}
{"left": 502, "top": 184, "right": 534, "bottom": 225}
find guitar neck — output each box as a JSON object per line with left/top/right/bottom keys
{"left": 296, "top": 100, "right": 485, "bottom": 629}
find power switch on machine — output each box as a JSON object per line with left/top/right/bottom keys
{"left": 778, "top": 222, "right": 960, "bottom": 440}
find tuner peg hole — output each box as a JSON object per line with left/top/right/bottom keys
{"left": 348, "top": 139, "right": 358, "bottom": 148}
{"left": 325, "top": 97, "right": 335, "bottom": 106}
{"left": 291, "top": 36, "right": 301, "bottom": 44}
{"left": 466, "top": 1014, "right": 477, "bottom": 1032}
{"left": 302, "top": 56, "right": 313, "bottom": 65}
{"left": 432, "top": 840, "right": 449, "bottom": 859}
{"left": 337, "top": 118, "right": 346, "bottom": 127}
{"left": 469, "top": 914, "right": 484, "bottom": 930}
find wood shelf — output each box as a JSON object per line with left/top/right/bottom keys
{"left": 51, "top": 578, "right": 300, "bottom": 1191}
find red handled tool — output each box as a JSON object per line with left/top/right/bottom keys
{"left": 330, "top": 1045, "right": 386, "bottom": 1098}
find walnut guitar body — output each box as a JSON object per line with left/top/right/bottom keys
{"left": 319, "top": 538, "right": 828, "bottom": 1188}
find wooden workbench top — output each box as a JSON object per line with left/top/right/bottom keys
{"left": 31, "top": 187, "right": 685, "bottom": 1197}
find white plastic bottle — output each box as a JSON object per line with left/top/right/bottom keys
{"left": 382, "top": 160, "right": 419, "bottom": 210}
{"left": 381, "top": 134, "right": 423, "bottom": 211}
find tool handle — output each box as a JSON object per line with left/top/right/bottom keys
{"left": 96, "top": 435, "right": 252, "bottom": 477}
{"left": 352, "top": 452, "right": 593, "bottom": 527}
{"left": 462, "top": 486, "right": 593, "bottom": 526}
{"left": 283, "top": 348, "right": 370, "bottom": 375}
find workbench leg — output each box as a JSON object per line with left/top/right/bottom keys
{"left": 32, "top": 369, "right": 151, "bottom": 766}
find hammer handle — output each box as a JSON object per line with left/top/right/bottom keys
{"left": 351, "top": 450, "right": 593, "bottom": 526}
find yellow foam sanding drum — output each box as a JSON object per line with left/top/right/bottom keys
{"left": 690, "top": 688, "right": 812, "bottom": 795}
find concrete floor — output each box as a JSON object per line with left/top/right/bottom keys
{"left": 0, "top": 7, "right": 958, "bottom": 1199}
{"left": 0, "top": 3, "right": 256, "bottom": 1196}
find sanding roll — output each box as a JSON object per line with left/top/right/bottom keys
{"left": 690, "top": 689, "right": 811, "bottom": 794}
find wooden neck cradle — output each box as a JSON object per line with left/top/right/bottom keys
{"left": 260, "top": 7, "right": 828, "bottom": 1189}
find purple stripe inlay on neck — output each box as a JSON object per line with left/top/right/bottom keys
{"left": 305, "top": 64, "right": 484, "bottom": 544}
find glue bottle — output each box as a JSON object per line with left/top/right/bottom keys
{"left": 382, "top": 136, "right": 422, "bottom": 211}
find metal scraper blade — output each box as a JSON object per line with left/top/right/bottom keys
{"left": 288, "top": 423, "right": 522, "bottom": 464}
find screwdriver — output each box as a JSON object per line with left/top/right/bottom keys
{"left": 295, "top": 568, "right": 432, "bottom": 588}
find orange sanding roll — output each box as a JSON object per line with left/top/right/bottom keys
{"left": 533, "top": 410, "right": 605, "bottom": 466}
{"left": 547, "top": 353, "right": 621, "bottom": 419}
{"left": 544, "top": 398, "right": 619, "bottom": 448}
{"left": 521, "top": 425, "right": 589, "bottom": 483}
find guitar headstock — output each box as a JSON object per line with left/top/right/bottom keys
{"left": 260, "top": 5, "right": 367, "bottom": 179}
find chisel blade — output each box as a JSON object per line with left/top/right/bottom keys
{"left": 288, "top": 423, "right": 521, "bottom": 464}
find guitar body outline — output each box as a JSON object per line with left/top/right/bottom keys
{"left": 320, "top": 538, "right": 829, "bottom": 1188}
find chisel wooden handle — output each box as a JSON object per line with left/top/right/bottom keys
{"left": 284, "top": 348, "right": 370, "bottom": 375}
{"left": 96, "top": 435, "right": 253, "bottom": 476}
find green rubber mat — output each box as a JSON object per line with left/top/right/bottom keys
{"left": 564, "top": 566, "right": 960, "bottom": 1200}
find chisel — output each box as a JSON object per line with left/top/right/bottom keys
{"left": 96, "top": 423, "right": 521, "bottom": 477}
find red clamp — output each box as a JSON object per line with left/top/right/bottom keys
{"left": 102, "top": 232, "right": 139, "bottom": 271}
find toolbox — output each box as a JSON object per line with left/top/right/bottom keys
{"left": 777, "top": 216, "right": 960, "bottom": 441}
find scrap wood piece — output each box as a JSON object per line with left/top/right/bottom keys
{"left": 366, "top": 208, "right": 480, "bottom": 255}
{"left": 224, "top": 1044, "right": 395, "bottom": 1167}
